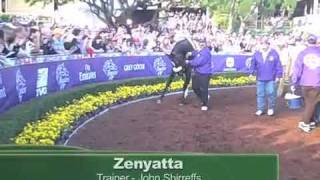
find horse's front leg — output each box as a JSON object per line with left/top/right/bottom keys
{"left": 157, "top": 71, "right": 175, "bottom": 104}
{"left": 180, "top": 67, "right": 192, "bottom": 105}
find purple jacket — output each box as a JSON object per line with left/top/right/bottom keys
{"left": 189, "top": 47, "right": 212, "bottom": 75}
{"left": 250, "top": 48, "right": 283, "bottom": 81}
{"left": 291, "top": 46, "right": 320, "bottom": 87}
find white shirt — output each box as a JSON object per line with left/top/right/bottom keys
{"left": 261, "top": 48, "right": 271, "bottom": 62}
{"left": 279, "top": 47, "right": 289, "bottom": 66}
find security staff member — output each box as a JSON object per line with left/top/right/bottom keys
{"left": 291, "top": 35, "right": 320, "bottom": 133}
{"left": 186, "top": 40, "right": 212, "bottom": 111}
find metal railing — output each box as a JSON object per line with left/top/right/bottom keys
{"left": 0, "top": 51, "right": 167, "bottom": 69}
{"left": 0, "top": 49, "right": 254, "bottom": 69}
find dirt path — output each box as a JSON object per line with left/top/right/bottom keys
{"left": 68, "top": 87, "right": 320, "bottom": 180}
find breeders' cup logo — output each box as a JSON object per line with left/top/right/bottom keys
{"left": 245, "top": 57, "right": 252, "bottom": 69}
{"left": 79, "top": 64, "right": 96, "bottom": 81}
{"left": 0, "top": 74, "right": 6, "bottom": 99}
{"left": 226, "top": 57, "right": 235, "bottom": 68}
{"left": 103, "top": 59, "right": 118, "bottom": 80}
{"left": 56, "top": 63, "right": 70, "bottom": 90}
{"left": 16, "top": 69, "right": 27, "bottom": 102}
{"left": 269, "top": 56, "right": 275, "bottom": 61}
{"left": 153, "top": 57, "right": 167, "bottom": 76}
{"left": 303, "top": 54, "right": 320, "bottom": 70}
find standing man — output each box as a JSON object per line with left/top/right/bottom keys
{"left": 250, "top": 38, "right": 283, "bottom": 116}
{"left": 291, "top": 35, "right": 320, "bottom": 133}
{"left": 186, "top": 40, "right": 212, "bottom": 111}
{"left": 276, "top": 40, "right": 290, "bottom": 96}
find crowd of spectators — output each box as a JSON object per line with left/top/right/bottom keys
{"left": 0, "top": 10, "right": 318, "bottom": 66}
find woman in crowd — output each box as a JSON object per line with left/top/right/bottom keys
{"left": 160, "top": 37, "right": 172, "bottom": 54}
{"left": 5, "top": 35, "right": 20, "bottom": 58}
{"left": 80, "top": 35, "right": 95, "bottom": 56}
{"left": 91, "top": 31, "right": 107, "bottom": 53}
{"left": 28, "top": 27, "right": 41, "bottom": 54}
{"left": 52, "top": 28, "right": 67, "bottom": 54}
{"left": 64, "top": 28, "right": 81, "bottom": 54}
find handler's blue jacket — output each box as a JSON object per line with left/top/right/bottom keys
{"left": 291, "top": 46, "right": 320, "bottom": 87}
{"left": 189, "top": 47, "right": 213, "bottom": 75}
{"left": 250, "top": 48, "right": 283, "bottom": 81}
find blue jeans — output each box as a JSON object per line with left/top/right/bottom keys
{"left": 257, "top": 80, "right": 277, "bottom": 111}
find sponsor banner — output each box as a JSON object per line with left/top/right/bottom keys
{"left": 0, "top": 54, "right": 252, "bottom": 114}
{"left": 212, "top": 54, "right": 253, "bottom": 73}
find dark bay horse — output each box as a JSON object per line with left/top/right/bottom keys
{"left": 157, "top": 38, "right": 196, "bottom": 104}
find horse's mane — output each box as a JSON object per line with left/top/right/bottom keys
{"left": 169, "top": 39, "right": 195, "bottom": 68}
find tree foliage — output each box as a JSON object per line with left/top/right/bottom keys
{"left": 199, "top": 0, "right": 297, "bottom": 32}
{"left": 26, "top": 0, "right": 153, "bottom": 26}
{"left": 25, "top": 0, "right": 74, "bottom": 10}
{"left": 25, "top": 0, "right": 297, "bottom": 29}
{"left": 282, "top": 0, "right": 297, "bottom": 12}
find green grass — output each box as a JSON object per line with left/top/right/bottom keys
{"left": 0, "top": 77, "right": 169, "bottom": 144}
{"left": 0, "top": 72, "right": 249, "bottom": 144}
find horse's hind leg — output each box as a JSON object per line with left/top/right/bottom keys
{"left": 158, "top": 72, "right": 175, "bottom": 104}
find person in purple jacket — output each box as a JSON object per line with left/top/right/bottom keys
{"left": 291, "top": 34, "right": 320, "bottom": 133}
{"left": 250, "top": 38, "right": 283, "bottom": 116}
{"left": 186, "top": 40, "right": 213, "bottom": 111}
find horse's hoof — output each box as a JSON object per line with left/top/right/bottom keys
{"left": 156, "top": 99, "right": 162, "bottom": 104}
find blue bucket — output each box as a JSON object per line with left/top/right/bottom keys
{"left": 287, "top": 97, "right": 304, "bottom": 109}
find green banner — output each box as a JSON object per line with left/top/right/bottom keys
{"left": 0, "top": 153, "right": 278, "bottom": 180}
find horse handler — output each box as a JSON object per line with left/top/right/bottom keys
{"left": 291, "top": 35, "right": 320, "bottom": 133}
{"left": 186, "top": 40, "right": 213, "bottom": 111}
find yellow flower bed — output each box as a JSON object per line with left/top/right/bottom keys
{"left": 14, "top": 76, "right": 255, "bottom": 145}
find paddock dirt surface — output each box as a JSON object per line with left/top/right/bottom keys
{"left": 68, "top": 87, "right": 320, "bottom": 180}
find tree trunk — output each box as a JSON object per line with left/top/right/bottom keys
{"left": 115, "top": 8, "right": 135, "bottom": 25}
{"left": 238, "top": 16, "right": 245, "bottom": 35}
{"left": 54, "top": 0, "right": 59, "bottom": 11}
{"left": 227, "top": 0, "right": 241, "bottom": 33}
{"left": 227, "top": 0, "right": 237, "bottom": 33}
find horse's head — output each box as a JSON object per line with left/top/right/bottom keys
{"left": 166, "top": 53, "right": 186, "bottom": 75}
{"left": 166, "top": 38, "right": 196, "bottom": 74}
{"left": 167, "top": 53, "right": 187, "bottom": 67}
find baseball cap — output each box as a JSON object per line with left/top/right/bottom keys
{"left": 307, "top": 34, "right": 317, "bottom": 44}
